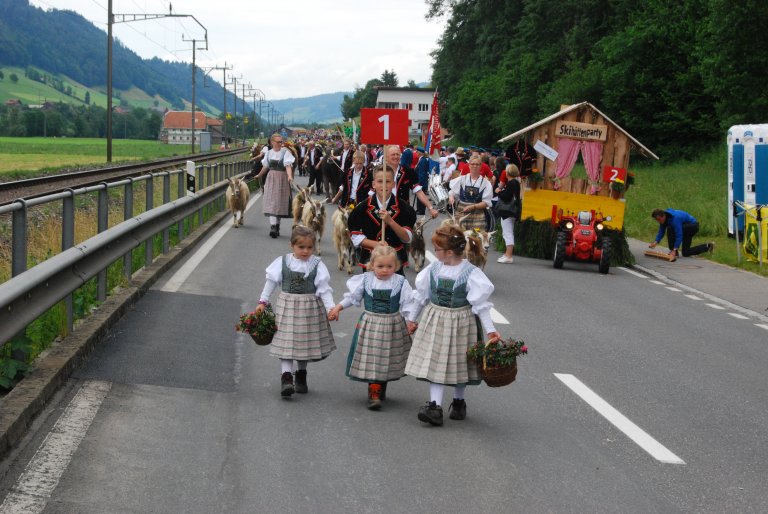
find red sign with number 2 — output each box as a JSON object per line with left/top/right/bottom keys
{"left": 602, "top": 165, "right": 627, "bottom": 183}
{"left": 360, "top": 108, "right": 410, "bottom": 146}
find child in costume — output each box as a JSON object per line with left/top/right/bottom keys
{"left": 404, "top": 224, "right": 500, "bottom": 425}
{"left": 255, "top": 226, "right": 336, "bottom": 397}
{"left": 328, "top": 246, "right": 415, "bottom": 410}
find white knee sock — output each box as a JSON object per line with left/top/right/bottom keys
{"left": 269, "top": 216, "right": 279, "bottom": 225}
{"left": 453, "top": 385, "right": 466, "bottom": 400}
{"left": 280, "top": 359, "right": 293, "bottom": 374}
{"left": 429, "top": 383, "right": 445, "bottom": 406}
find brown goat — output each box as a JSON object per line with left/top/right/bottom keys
{"left": 332, "top": 207, "right": 356, "bottom": 273}
{"left": 410, "top": 217, "right": 432, "bottom": 272}
{"left": 301, "top": 198, "right": 326, "bottom": 255}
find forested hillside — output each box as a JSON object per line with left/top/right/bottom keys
{"left": 427, "top": 0, "right": 768, "bottom": 159}
{"left": 0, "top": 0, "right": 224, "bottom": 112}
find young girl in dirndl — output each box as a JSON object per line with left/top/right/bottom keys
{"left": 404, "top": 224, "right": 500, "bottom": 426}
{"left": 255, "top": 226, "right": 336, "bottom": 398}
{"left": 327, "top": 246, "right": 415, "bottom": 410}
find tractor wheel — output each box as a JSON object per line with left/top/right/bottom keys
{"left": 598, "top": 238, "right": 612, "bottom": 274}
{"left": 553, "top": 231, "right": 566, "bottom": 269}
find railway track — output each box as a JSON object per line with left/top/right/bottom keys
{"left": 0, "top": 147, "right": 249, "bottom": 206}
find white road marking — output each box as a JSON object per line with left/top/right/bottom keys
{"left": 0, "top": 381, "right": 112, "bottom": 514}
{"left": 665, "top": 286, "right": 682, "bottom": 292}
{"left": 554, "top": 373, "right": 685, "bottom": 465}
{"left": 728, "top": 313, "right": 749, "bottom": 320}
{"left": 684, "top": 294, "right": 702, "bottom": 301}
{"left": 160, "top": 192, "right": 262, "bottom": 292}
{"left": 617, "top": 267, "right": 647, "bottom": 278}
{"left": 424, "top": 250, "right": 509, "bottom": 325}
{"left": 649, "top": 280, "right": 665, "bottom": 285}
{"left": 706, "top": 303, "right": 726, "bottom": 310}
{"left": 756, "top": 324, "right": 768, "bottom": 331}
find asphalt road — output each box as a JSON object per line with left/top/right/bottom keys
{"left": 1, "top": 178, "right": 767, "bottom": 513}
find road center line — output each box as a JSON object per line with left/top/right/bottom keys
{"left": 706, "top": 303, "right": 725, "bottom": 310}
{"left": 425, "top": 250, "right": 509, "bottom": 325}
{"left": 665, "top": 286, "right": 682, "bottom": 292}
{"left": 160, "top": 192, "right": 262, "bottom": 292}
{"left": 0, "top": 381, "right": 112, "bottom": 514}
{"left": 728, "top": 313, "right": 749, "bottom": 320}
{"left": 756, "top": 324, "right": 768, "bottom": 331}
{"left": 684, "top": 294, "right": 702, "bottom": 300}
{"left": 554, "top": 373, "right": 685, "bottom": 465}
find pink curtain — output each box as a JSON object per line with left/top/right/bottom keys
{"left": 581, "top": 141, "right": 604, "bottom": 194}
{"left": 554, "top": 138, "right": 581, "bottom": 190}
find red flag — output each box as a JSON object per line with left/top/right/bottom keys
{"left": 425, "top": 91, "right": 441, "bottom": 154}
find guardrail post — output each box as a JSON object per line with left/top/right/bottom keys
{"left": 206, "top": 164, "right": 213, "bottom": 191}
{"left": 11, "top": 199, "right": 28, "bottom": 277}
{"left": 123, "top": 178, "right": 134, "bottom": 280}
{"left": 197, "top": 166, "right": 204, "bottom": 227}
{"left": 145, "top": 174, "right": 154, "bottom": 268}
{"left": 177, "top": 170, "right": 185, "bottom": 240}
{"left": 97, "top": 183, "right": 109, "bottom": 302}
{"left": 63, "top": 190, "right": 75, "bottom": 332}
{"left": 162, "top": 173, "right": 170, "bottom": 254}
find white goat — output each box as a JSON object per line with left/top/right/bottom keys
{"left": 332, "top": 207, "right": 357, "bottom": 273}
{"left": 301, "top": 198, "right": 326, "bottom": 255}
{"left": 292, "top": 186, "right": 312, "bottom": 227}
{"left": 463, "top": 228, "right": 496, "bottom": 269}
{"left": 225, "top": 177, "right": 250, "bottom": 227}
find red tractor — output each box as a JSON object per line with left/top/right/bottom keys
{"left": 551, "top": 208, "right": 612, "bottom": 274}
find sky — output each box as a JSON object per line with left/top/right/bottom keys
{"left": 28, "top": 0, "right": 448, "bottom": 100}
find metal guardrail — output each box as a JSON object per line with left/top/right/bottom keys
{"left": 0, "top": 159, "right": 250, "bottom": 346}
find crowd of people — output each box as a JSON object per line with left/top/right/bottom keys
{"left": 247, "top": 134, "right": 523, "bottom": 426}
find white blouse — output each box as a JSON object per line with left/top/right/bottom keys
{"left": 408, "top": 260, "right": 496, "bottom": 334}
{"left": 261, "top": 148, "right": 296, "bottom": 169}
{"left": 449, "top": 174, "right": 493, "bottom": 205}
{"left": 339, "top": 272, "right": 415, "bottom": 318}
{"left": 259, "top": 254, "right": 335, "bottom": 309}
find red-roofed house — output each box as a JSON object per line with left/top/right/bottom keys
{"left": 161, "top": 111, "right": 223, "bottom": 145}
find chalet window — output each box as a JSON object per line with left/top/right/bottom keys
{"left": 418, "top": 103, "right": 429, "bottom": 112}
{"left": 380, "top": 102, "right": 398, "bottom": 109}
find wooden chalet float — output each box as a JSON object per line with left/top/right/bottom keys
{"left": 498, "top": 102, "right": 658, "bottom": 230}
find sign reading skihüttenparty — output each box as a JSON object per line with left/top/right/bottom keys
{"left": 556, "top": 120, "right": 608, "bottom": 142}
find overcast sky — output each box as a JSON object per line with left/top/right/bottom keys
{"left": 28, "top": 0, "right": 447, "bottom": 100}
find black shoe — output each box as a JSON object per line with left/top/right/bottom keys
{"left": 280, "top": 372, "right": 294, "bottom": 397}
{"left": 294, "top": 370, "right": 308, "bottom": 394}
{"left": 707, "top": 242, "right": 715, "bottom": 255}
{"left": 269, "top": 225, "right": 278, "bottom": 238}
{"left": 380, "top": 382, "right": 388, "bottom": 401}
{"left": 448, "top": 398, "right": 466, "bottom": 420}
{"left": 417, "top": 401, "right": 443, "bottom": 426}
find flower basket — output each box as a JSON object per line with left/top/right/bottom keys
{"left": 479, "top": 359, "right": 518, "bottom": 387}
{"left": 467, "top": 338, "right": 528, "bottom": 388}
{"left": 236, "top": 305, "right": 277, "bottom": 346}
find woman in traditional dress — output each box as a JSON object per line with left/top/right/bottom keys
{"left": 448, "top": 155, "right": 494, "bottom": 231}
{"left": 256, "top": 133, "right": 295, "bottom": 238}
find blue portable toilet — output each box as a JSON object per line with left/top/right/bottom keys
{"left": 728, "top": 125, "right": 768, "bottom": 234}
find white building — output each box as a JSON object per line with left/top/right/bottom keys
{"left": 375, "top": 86, "right": 436, "bottom": 139}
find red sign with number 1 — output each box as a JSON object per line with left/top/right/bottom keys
{"left": 360, "top": 108, "right": 410, "bottom": 146}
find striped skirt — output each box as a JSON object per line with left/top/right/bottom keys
{"left": 404, "top": 303, "right": 482, "bottom": 385}
{"left": 346, "top": 311, "right": 412, "bottom": 382}
{"left": 457, "top": 201, "right": 487, "bottom": 231}
{"left": 263, "top": 169, "right": 292, "bottom": 218}
{"left": 270, "top": 292, "right": 336, "bottom": 361}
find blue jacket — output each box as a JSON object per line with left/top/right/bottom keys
{"left": 415, "top": 156, "right": 431, "bottom": 189}
{"left": 655, "top": 209, "right": 698, "bottom": 249}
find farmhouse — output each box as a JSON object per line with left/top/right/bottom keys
{"left": 160, "top": 111, "right": 223, "bottom": 145}
{"left": 374, "top": 86, "right": 436, "bottom": 139}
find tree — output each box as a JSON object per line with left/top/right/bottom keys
{"left": 0, "top": 70, "right": 4, "bottom": 80}
{"left": 407, "top": 79, "right": 418, "bottom": 88}
{"left": 380, "top": 69, "right": 399, "bottom": 87}
{"left": 10, "top": 73, "right": 18, "bottom": 83}
{"left": 84, "top": 91, "right": 90, "bottom": 105}
{"left": 340, "top": 77, "right": 384, "bottom": 120}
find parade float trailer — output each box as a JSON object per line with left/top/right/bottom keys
{"left": 498, "top": 102, "right": 658, "bottom": 266}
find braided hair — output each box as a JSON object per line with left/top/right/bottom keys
{"left": 431, "top": 225, "right": 466, "bottom": 254}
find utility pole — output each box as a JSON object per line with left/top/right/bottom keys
{"left": 107, "top": 4, "right": 206, "bottom": 161}
{"left": 204, "top": 62, "right": 232, "bottom": 148}
{"left": 182, "top": 35, "right": 208, "bottom": 154}
{"left": 227, "top": 75, "right": 242, "bottom": 147}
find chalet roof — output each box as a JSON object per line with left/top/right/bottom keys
{"left": 375, "top": 86, "right": 436, "bottom": 93}
{"left": 498, "top": 101, "right": 658, "bottom": 160}
{"left": 163, "top": 111, "right": 209, "bottom": 129}
{"left": 206, "top": 117, "right": 223, "bottom": 127}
